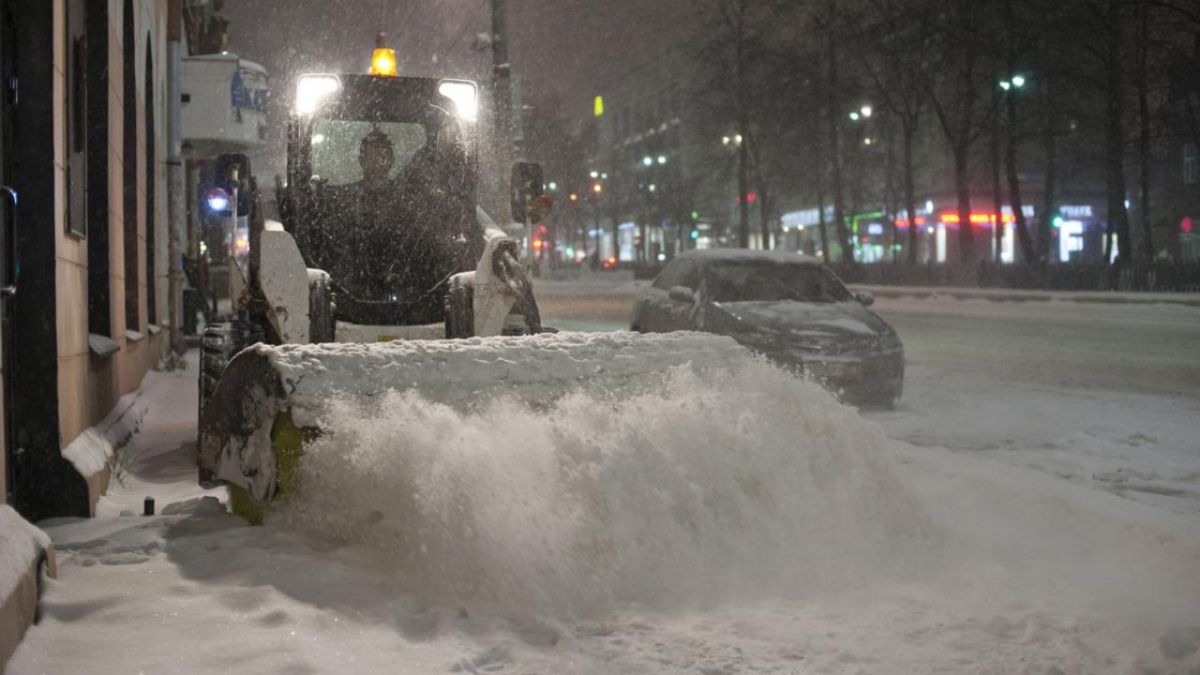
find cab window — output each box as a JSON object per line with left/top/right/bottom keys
{"left": 309, "top": 121, "right": 428, "bottom": 186}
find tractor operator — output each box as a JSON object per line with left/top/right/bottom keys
{"left": 315, "top": 125, "right": 479, "bottom": 309}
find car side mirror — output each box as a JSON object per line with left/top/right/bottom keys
{"left": 855, "top": 291, "right": 875, "bottom": 307}
{"left": 669, "top": 286, "right": 695, "bottom": 304}
{"left": 510, "top": 161, "right": 545, "bottom": 223}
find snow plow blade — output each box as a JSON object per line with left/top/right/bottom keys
{"left": 198, "top": 332, "right": 752, "bottom": 521}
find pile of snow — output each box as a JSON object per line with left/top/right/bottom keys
{"left": 272, "top": 356, "right": 934, "bottom": 614}
{"left": 0, "top": 506, "right": 51, "bottom": 603}
{"left": 60, "top": 385, "right": 151, "bottom": 479}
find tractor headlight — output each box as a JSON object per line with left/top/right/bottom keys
{"left": 296, "top": 75, "right": 340, "bottom": 116}
{"left": 439, "top": 80, "right": 478, "bottom": 122}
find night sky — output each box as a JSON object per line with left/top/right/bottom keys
{"left": 222, "top": 0, "right": 699, "bottom": 173}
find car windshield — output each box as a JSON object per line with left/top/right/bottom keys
{"left": 705, "top": 261, "right": 853, "bottom": 304}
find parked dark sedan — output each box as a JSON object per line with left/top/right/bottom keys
{"left": 630, "top": 250, "right": 904, "bottom": 406}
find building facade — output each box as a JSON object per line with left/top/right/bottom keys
{"left": 2, "top": 0, "right": 176, "bottom": 521}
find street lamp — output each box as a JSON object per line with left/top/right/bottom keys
{"left": 999, "top": 74, "right": 1027, "bottom": 91}
{"left": 657, "top": 155, "right": 667, "bottom": 165}
{"left": 642, "top": 156, "right": 654, "bottom": 167}
{"left": 849, "top": 105, "right": 872, "bottom": 123}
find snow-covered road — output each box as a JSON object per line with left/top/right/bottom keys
{"left": 9, "top": 278, "right": 1200, "bottom": 674}
{"left": 864, "top": 294, "right": 1200, "bottom": 515}
{"left": 537, "top": 275, "right": 1200, "bottom": 514}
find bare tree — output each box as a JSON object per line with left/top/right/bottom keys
{"left": 698, "top": 0, "right": 769, "bottom": 249}
{"left": 922, "top": 0, "right": 982, "bottom": 263}
{"left": 858, "top": 0, "right": 934, "bottom": 265}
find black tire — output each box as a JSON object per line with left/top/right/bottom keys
{"left": 197, "top": 319, "right": 263, "bottom": 485}
{"left": 33, "top": 553, "right": 49, "bottom": 624}
{"left": 857, "top": 386, "right": 900, "bottom": 411}
{"left": 198, "top": 323, "right": 231, "bottom": 485}
{"left": 444, "top": 281, "right": 474, "bottom": 339}
{"left": 309, "top": 275, "right": 336, "bottom": 343}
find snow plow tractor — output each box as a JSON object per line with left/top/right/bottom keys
{"left": 195, "top": 40, "right": 753, "bottom": 525}
{"left": 196, "top": 51, "right": 558, "bottom": 517}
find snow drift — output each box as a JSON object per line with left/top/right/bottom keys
{"left": 271, "top": 352, "right": 934, "bottom": 615}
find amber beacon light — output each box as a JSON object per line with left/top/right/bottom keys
{"left": 370, "top": 32, "right": 398, "bottom": 77}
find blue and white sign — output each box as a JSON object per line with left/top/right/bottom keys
{"left": 231, "top": 71, "right": 268, "bottom": 113}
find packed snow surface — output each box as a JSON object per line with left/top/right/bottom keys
{"left": 10, "top": 296, "right": 1200, "bottom": 674}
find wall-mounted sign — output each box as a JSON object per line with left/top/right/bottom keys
{"left": 230, "top": 70, "right": 268, "bottom": 114}
{"left": 1059, "top": 204, "right": 1094, "bottom": 219}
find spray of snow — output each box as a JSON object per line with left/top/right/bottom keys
{"left": 272, "top": 358, "right": 935, "bottom": 615}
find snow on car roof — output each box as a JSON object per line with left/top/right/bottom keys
{"left": 676, "top": 249, "right": 823, "bottom": 265}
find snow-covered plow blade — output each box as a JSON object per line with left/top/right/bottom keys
{"left": 198, "top": 332, "right": 752, "bottom": 521}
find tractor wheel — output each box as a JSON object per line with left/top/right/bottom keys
{"left": 197, "top": 319, "right": 264, "bottom": 485}
{"left": 198, "top": 323, "right": 231, "bottom": 486}
{"left": 309, "top": 275, "right": 336, "bottom": 343}
{"left": 445, "top": 281, "right": 474, "bottom": 339}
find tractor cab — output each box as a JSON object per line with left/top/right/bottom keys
{"left": 279, "top": 59, "right": 486, "bottom": 326}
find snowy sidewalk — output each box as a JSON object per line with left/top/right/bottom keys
{"left": 89, "top": 353, "right": 225, "bottom": 518}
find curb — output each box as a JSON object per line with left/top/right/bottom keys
{"left": 851, "top": 285, "right": 1200, "bottom": 308}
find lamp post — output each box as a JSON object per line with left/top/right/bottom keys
{"left": 846, "top": 105, "right": 874, "bottom": 262}
{"left": 998, "top": 73, "right": 1035, "bottom": 263}
{"left": 720, "top": 133, "right": 749, "bottom": 248}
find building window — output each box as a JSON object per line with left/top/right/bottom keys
{"left": 65, "top": 0, "right": 87, "bottom": 238}
{"left": 1184, "top": 142, "right": 1198, "bottom": 185}
{"left": 144, "top": 35, "right": 156, "bottom": 325}
{"left": 122, "top": 0, "right": 138, "bottom": 333}
{"left": 85, "top": 0, "right": 111, "bottom": 337}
